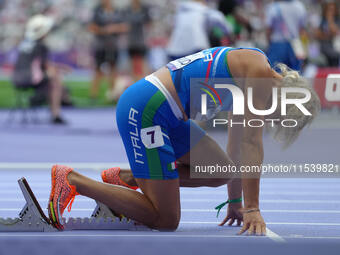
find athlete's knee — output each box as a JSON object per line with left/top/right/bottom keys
{"left": 156, "top": 211, "right": 180, "bottom": 231}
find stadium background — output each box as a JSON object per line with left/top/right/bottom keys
{"left": 0, "top": 0, "right": 336, "bottom": 109}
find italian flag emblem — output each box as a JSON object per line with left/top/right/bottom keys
{"left": 167, "top": 161, "right": 177, "bottom": 171}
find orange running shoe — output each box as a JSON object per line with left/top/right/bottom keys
{"left": 48, "top": 165, "right": 78, "bottom": 230}
{"left": 101, "top": 167, "right": 138, "bottom": 190}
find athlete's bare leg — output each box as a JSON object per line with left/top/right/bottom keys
{"left": 108, "top": 66, "right": 117, "bottom": 91}
{"left": 68, "top": 171, "right": 180, "bottom": 230}
{"left": 90, "top": 69, "right": 104, "bottom": 99}
{"left": 48, "top": 66, "right": 63, "bottom": 119}
{"left": 118, "top": 134, "right": 233, "bottom": 188}
{"left": 131, "top": 55, "right": 146, "bottom": 82}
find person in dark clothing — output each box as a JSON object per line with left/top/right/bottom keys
{"left": 13, "top": 14, "right": 66, "bottom": 124}
{"left": 88, "top": 0, "right": 129, "bottom": 101}
{"left": 316, "top": 1, "right": 340, "bottom": 67}
{"left": 127, "top": 0, "right": 151, "bottom": 81}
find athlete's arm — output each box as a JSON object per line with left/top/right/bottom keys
{"left": 226, "top": 112, "right": 243, "bottom": 199}
{"left": 219, "top": 112, "right": 243, "bottom": 226}
{"left": 241, "top": 58, "right": 274, "bottom": 236}
{"left": 228, "top": 50, "right": 273, "bottom": 235}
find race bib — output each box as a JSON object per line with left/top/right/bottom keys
{"left": 141, "top": 126, "right": 165, "bottom": 149}
{"left": 167, "top": 51, "right": 213, "bottom": 71}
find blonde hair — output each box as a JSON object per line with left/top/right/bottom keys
{"left": 270, "top": 64, "right": 321, "bottom": 148}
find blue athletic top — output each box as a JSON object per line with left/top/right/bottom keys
{"left": 166, "top": 46, "right": 267, "bottom": 120}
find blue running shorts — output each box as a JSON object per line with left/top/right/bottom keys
{"left": 116, "top": 78, "right": 206, "bottom": 180}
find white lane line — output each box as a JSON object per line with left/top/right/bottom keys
{"left": 0, "top": 234, "right": 258, "bottom": 238}
{"left": 2, "top": 198, "right": 340, "bottom": 204}
{"left": 268, "top": 222, "right": 340, "bottom": 226}
{"left": 180, "top": 221, "right": 340, "bottom": 226}
{"left": 2, "top": 190, "right": 340, "bottom": 198}
{"left": 0, "top": 208, "right": 93, "bottom": 212}
{"left": 2, "top": 189, "right": 340, "bottom": 197}
{"left": 0, "top": 233, "right": 339, "bottom": 239}
{"left": 0, "top": 162, "right": 129, "bottom": 170}
{"left": 180, "top": 199, "right": 340, "bottom": 204}
{"left": 0, "top": 198, "right": 334, "bottom": 204}
{"left": 0, "top": 205, "right": 339, "bottom": 226}
{"left": 266, "top": 228, "right": 286, "bottom": 243}
{"left": 181, "top": 209, "right": 340, "bottom": 214}
{"left": 0, "top": 208, "right": 340, "bottom": 214}
{"left": 2, "top": 182, "right": 340, "bottom": 187}
{"left": 285, "top": 236, "right": 340, "bottom": 240}
{"left": 184, "top": 191, "right": 340, "bottom": 196}
{"left": 0, "top": 198, "right": 95, "bottom": 202}
{"left": 2, "top": 208, "right": 340, "bottom": 214}
{"left": 1, "top": 215, "right": 337, "bottom": 227}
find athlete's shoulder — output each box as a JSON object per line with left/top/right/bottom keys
{"left": 228, "top": 48, "right": 271, "bottom": 78}
{"left": 203, "top": 47, "right": 232, "bottom": 54}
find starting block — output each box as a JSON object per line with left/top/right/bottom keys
{"left": 0, "top": 178, "right": 149, "bottom": 232}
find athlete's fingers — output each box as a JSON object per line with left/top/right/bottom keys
{"left": 238, "top": 222, "right": 249, "bottom": 235}
{"left": 228, "top": 218, "right": 235, "bottom": 226}
{"left": 247, "top": 223, "right": 255, "bottom": 235}
{"left": 262, "top": 225, "right": 267, "bottom": 236}
{"left": 237, "top": 219, "right": 242, "bottom": 226}
{"left": 255, "top": 223, "right": 262, "bottom": 236}
{"left": 219, "top": 216, "right": 230, "bottom": 226}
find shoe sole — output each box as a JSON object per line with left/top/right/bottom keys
{"left": 101, "top": 170, "right": 108, "bottom": 183}
{"left": 48, "top": 165, "right": 63, "bottom": 230}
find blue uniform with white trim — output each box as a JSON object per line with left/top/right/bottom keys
{"left": 167, "top": 46, "right": 268, "bottom": 120}
{"left": 116, "top": 47, "right": 267, "bottom": 180}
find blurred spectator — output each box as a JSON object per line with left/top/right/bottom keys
{"left": 214, "top": 0, "right": 253, "bottom": 46}
{"left": 88, "top": 0, "right": 128, "bottom": 102}
{"left": 166, "top": 0, "right": 231, "bottom": 60}
{"left": 12, "top": 14, "right": 69, "bottom": 124}
{"left": 127, "top": 0, "right": 151, "bottom": 82}
{"left": 265, "top": 0, "right": 307, "bottom": 70}
{"left": 316, "top": 0, "right": 340, "bottom": 67}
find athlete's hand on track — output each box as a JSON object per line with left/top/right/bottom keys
{"left": 219, "top": 202, "right": 243, "bottom": 226}
{"left": 238, "top": 209, "right": 266, "bottom": 236}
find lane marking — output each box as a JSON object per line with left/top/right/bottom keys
{"left": 180, "top": 191, "right": 340, "bottom": 196}
{"left": 1, "top": 180, "right": 340, "bottom": 186}
{"left": 180, "top": 221, "right": 340, "bottom": 226}
{"left": 0, "top": 198, "right": 96, "bottom": 202}
{"left": 0, "top": 162, "right": 129, "bottom": 170}
{"left": 1, "top": 189, "right": 340, "bottom": 198}
{"left": 0, "top": 234, "right": 263, "bottom": 238}
{"left": 180, "top": 199, "right": 340, "bottom": 204}
{"left": 268, "top": 222, "right": 340, "bottom": 226}
{"left": 0, "top": 193, "right": 339, "bottom": 204}
{"left": 0, "top": 234, "right": 338, "bottom": 239}
{"left": 2, "top": 188, "right": 340, "bottom": 198}
{"left": 0, "top": 214, "right": 338, "bottom": 227}
{"left": 181, "top": 209, "right": 340, "bottom": 214}
{"left": 0, "top": 197, "right": 340, "bottom": 204}
{"left": 2, "top": 207, "right": 340, "bottom": 214}
{"left": 0, "top": 208, "right": 94, "bottom": 212}
{"left": 266, "top": 228, "right": 286, "bottom": 243}
{"left": 285, "top": 236, "right": 340, "bottom": 240}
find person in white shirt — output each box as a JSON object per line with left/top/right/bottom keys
{"left": 167, "top": 0, "right": 231, "bottom": 60}
{"left": 265, "top": 0, "right": 307, "bottom": 70}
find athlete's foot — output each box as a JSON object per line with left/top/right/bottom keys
{"left": 119, "top": 169, "right": 138, "bottom": 187}
{"left": 51, "top": 116, "right": 67, "bottom": 125}
{"left": 48, "top": 165, "right": 78, "bottom": 230}
{"left": 101, "top": 167, "right": 138, "bottom": 190}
